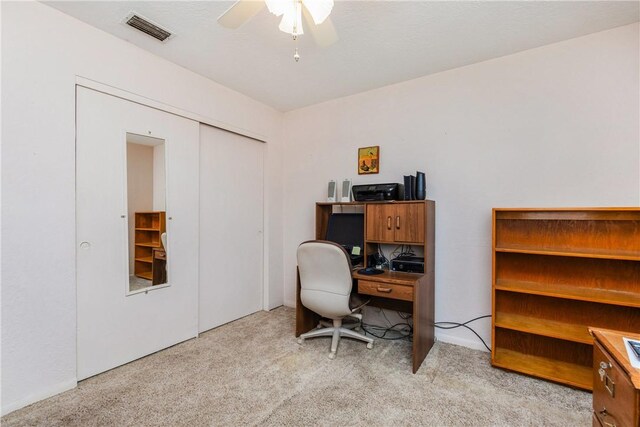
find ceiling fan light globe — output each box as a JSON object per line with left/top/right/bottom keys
{"left": 303, "top": 0, "right": 334, "bottom": 24}
{"left": 264, "top": 0, "right": 287, "bottom": 16}
{"left": 277, "top": 2, "right": 304, "bottom": 35}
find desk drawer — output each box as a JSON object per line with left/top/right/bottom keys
{"left": 358, "top": 280, "right": 413, "bottom": 302}
{"left": 593, "top": 341, "right": 637, "bottom": 427}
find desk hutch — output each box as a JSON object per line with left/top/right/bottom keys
{"left": 296, "top": 200, "right": 435, "bottom": 373}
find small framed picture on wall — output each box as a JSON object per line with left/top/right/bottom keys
{"left": 358, "top": 146, "right": 379, "bottom": 174}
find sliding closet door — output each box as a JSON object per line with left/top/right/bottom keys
{"left": 76, "top": 87, "right": 199, "bottom": 380}
{"left": 199, "top": 124, "right": 264, "bottom": 332}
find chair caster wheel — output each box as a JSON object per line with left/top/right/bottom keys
{"left": 367, "top": 342, "right": 373, "bottom": 349}
{"left": 297, "top": 338, "right": 304, "bottom": 345}
{"left": 328, "top": 352, "right": 336, "bottom": 360}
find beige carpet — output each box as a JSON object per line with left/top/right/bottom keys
{"left": 129, "top": 276, "right": 152, "bottom": 292}
{"left": 2, "top": 307, "right": 591, "bottom": 426}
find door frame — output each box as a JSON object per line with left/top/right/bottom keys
{"left": 76, "top": 77, "right": 267, "bottom": 142}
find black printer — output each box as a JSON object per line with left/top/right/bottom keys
{"left": 352, "top": 183, "right": 403, "bottom": 201}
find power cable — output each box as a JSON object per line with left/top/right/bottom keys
{"left": 433, "top": 315, "right": 492, "bottom": 351}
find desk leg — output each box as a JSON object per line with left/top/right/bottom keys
{"left": 295, "top": 267, "right": 320, "bottom": 336}
{"left": 412, "top": 273, "right": 435, "bottom": 373}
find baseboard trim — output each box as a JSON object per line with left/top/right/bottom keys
{"left": 435, "top": 332, "right": 490, "bottom": 353}
{"left": 1, "top": 379, "right": 77, "bottom": 416}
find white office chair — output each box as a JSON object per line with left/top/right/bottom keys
{"left": 297, "top": 240, "right": 374, "bottom": 359}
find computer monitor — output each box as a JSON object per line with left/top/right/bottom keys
{"left": 325, "top": 213, "right": 364, "bottom": 254}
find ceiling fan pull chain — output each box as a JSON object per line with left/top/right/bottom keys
{"left": 293, "top": 0, "right": 301, "bottom": 62}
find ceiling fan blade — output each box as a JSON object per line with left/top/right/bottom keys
{"left": 218, "top": 0, "right": 265, "bottom": 29}
{"left": 302, "top": 7, "right": 338, "bottom": 48}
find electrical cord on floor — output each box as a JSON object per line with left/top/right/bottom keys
{"left": 361, "top": 322, "right": 413, "bottom": 341}
{"left": 380, "top": 307, "right": 394, "bottom": 326}
{"left": 433, "top": 315, "right": 492, "bottom": 351}
{"left": 361, "top": 308, "right": 413, "bottom": 341}
{"left": 398, "top": 311, "right": 412, "bottom": 320}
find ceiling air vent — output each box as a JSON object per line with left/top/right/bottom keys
{"left": 124, "top": 12, "right": 173, "bottom": 42}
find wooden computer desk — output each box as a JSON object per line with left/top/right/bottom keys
{"left": 296, "top": 200, "right": 435, "bottom": 373}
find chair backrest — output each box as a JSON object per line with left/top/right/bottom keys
{"left": 297, "top": 240, "right": 353, "bottom": 319}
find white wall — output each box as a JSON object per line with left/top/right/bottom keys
{"left": 1, "top": 1, "right": 284, "bottom": 414}
{"left": 282, "top": 23, "right": 640, "bottom": 350}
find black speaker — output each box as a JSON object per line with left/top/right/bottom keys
{"left": 415, "top": 171, "right": 426, "bottom": 200}
{"left": 410, "top": 175, "right": 416, "bottom": 199}
{"left": 403, "top": 175, "right": 412, "bottom": 200}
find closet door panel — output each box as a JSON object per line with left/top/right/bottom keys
{"left": 199, "top": 124, "right": 264, "bottom": 333}
{"left": 76, "top": 87, "right": 199, "bottom": 380}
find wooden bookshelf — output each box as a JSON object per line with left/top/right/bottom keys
{"left": 134, "top": 211, "right": 165, "bottom": 281}
{"left": 491, "top": 208, "right": 640, "bottom": 390}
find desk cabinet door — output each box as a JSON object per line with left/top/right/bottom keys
{"left": 366, "top": 204, "right": 395, "bottom": 242}
{"left": 394, "top": 204, "right": 425, "bottom": 244}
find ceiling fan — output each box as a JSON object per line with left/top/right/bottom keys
{"left": 218, "top": 0, "right": 339, "bottom": 61}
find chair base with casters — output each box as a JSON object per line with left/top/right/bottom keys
{"left": 297, "top": 313, "right": 373, "bottom": 359}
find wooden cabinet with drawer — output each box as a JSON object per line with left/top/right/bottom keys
{"left": 590, "top": 328, "right": 640, "bottom": 427}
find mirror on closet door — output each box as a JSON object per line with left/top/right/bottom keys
{"left": 126, "top": 133, "right": 168, "bottom": 293}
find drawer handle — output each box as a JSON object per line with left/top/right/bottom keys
{"left": 387, "top": 216, "right": 392, "bottom": 230}
{"left": 376, "top": 287, "right": 392, "bottom": 293}
{"left": 605, "top": 375, "right": 615, "bottom": 397}
{"left": 599, "top": 409, "right": 617, "bottom": 427}
{"left": 396, "top": 216, "right": 400, "bottom": 229}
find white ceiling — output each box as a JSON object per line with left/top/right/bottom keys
{"left": 46, "top": 1, "right": 639, "bottom": 111}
